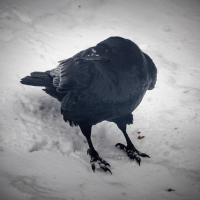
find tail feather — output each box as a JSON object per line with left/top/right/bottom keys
{"left": 20, "top": 71, "right": 53, "bottom": 87}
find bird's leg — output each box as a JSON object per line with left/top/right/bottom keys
{"left": 115, "top": 123, "right": 150, "bottom": 165}
{"left": 79, "top": 123, "right": 112, "bottom": 174}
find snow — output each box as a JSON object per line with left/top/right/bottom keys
{"left": 0, "top": 0, "right": 200, "bottom": 199}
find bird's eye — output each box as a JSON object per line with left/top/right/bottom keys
{"left": 96, "top": 44, "right": 110, "bottom": 55}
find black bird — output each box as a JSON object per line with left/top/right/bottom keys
{"left": 21, "top": 36, "right": 157, "bottom": 173}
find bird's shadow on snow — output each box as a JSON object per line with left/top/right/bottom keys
{"left": 14, "top": 91, "right": 84, "bottom": 154}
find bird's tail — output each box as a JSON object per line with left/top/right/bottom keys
{"left": 20, "top": 71, "right": 53, "bottom": 87}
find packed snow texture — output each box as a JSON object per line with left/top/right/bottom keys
{"left": 0, "top": 0, "right": 200, "bottom": 199}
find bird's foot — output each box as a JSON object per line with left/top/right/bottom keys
{"left": 115, "top": 143, "right": 150, "bottom": 165}
{"left": 87, "top": 148, "right": 112, "bottom": 174}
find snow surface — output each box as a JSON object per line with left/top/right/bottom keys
{"left": 0, "top": 0, "right": 200, "bottom": 199}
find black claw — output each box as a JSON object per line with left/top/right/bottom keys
{"left": 100, "top": 166, "right": 112, "bottom": 174}
{"left": 88, "top": 149, "right": 112, "bottom": 174}
{"left": 115, "top": 143, "right": 150, "bottom": 164}
{"left": 106, "top": 163, "right": 111, "bottom": 167}
{"left": 138, "top": 152, "right": 150, "bottom": 158}
{"left": 115, "top": 143, "right": 127, "bottom": 150}
{"left": 91, "top": 163, "right": 96, "bottom": 172}
{"left": 128, "top": 154, "right": 135, "bottom": 160}
{"left": 98, "top": 161, "right": 112, "bottom": 174}
{"left": 87, "top": 149, "right": 90, "bottom": 155}
{"left": 127, "top": 151, "right": 136, "bottom": 160}
{"left": 107, "top": 168, "right": 112, "bottom": 175}
{"left": 135, "top": 156, "right": 141, "bottom": 166}
{"left": 101, "top": 159, "right": 111, "bottom": 167}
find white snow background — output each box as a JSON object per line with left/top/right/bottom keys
{"left": 0, "top": 0, "right": 200, "bottom": 199}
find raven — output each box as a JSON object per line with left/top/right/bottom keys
{"left": 21, "top": 36, "right": 157, "bottom": 173}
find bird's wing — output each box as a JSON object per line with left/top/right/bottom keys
{"left": 59, "top": 61, "right": 140, "bottom": 113}
{"left": 56, "top": 46, "right": 110, "bottom": 94}
{"left": 58, "top": 59, "right": 95, "bottom": 93}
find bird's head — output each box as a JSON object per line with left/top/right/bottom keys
{"left": 95, "top": 36, "right": 144, "bottom": 69}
